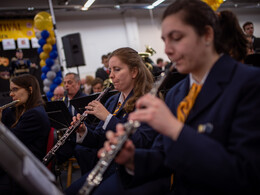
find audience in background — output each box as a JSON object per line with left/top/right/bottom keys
{"left": 91, "top": 78, "right": 103, "bottom": 94}
{"left": 53, "top": 86, "right": 65, "bottom": 101}
{"left": 95, "top": 54, "right": 110, "bottom": 81}
{"left": 84, "top": 75, "right": 94, "bottom": 95}
{"left": 243, "top": 21, "right": 260, "bottom": 52}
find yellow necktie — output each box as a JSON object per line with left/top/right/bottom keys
{"left": 113, "top": 102, "right": 122, "bottom": 116}
{"left": 177, "top": 83, "right": 202, "bottom": 122}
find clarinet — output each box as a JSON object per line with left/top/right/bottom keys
{"left": 0, "top": 100, "right": 20, "bottom": 110}
{"left": 78, "top": 65, "right": 174, "bottom": 195}
{"left": 42, "top": 86, "right": 113, "bottom": 166}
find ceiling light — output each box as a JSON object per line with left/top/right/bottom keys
{"left": 114, "top": 5, "right": 120, "bottom": 9}
{"left": 81, "top": 0, "right": 95, "bottom": 11}
{"left": 146, "top": 0, "right": 165, "bottom": 9}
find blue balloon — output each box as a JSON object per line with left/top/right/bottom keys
{"left": 46, "top": 91, "right": 54, "bottom": 100}
{"left": 46, "top": 58, "right": 54, "bottom": 67}
{"left": 49, "top": 50, "right": 58, "bottom": 59}
{"left": 37, "top": 47, "right": 43, "bottom": 54}
{"left": 50, "top": 83, "right": 58, "bottom": 92}
{"left": 41, "top": 65, "right": 51, "bottom": 74}
{"left": 53, "top": 76, "right": 62, "bottom": 85}
{"left": 56, "top": 71, "right": 62, "bottom": 77}
{"left": 52, "top": 44, "right": 57, "bottom": 51}
{"left": 38, "top": 38, "right": 46, "bottom": 47}
{"left": 41, "top": 73, "right": 47, "bottom": 80}
{"left": 41, "top": 30, "right": 50, "bottom": 39}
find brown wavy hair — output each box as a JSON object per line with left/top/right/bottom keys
{"left": 109, "top": 47, "right": 153, "bottom": 113}
{"left": 11, "top": 74, "right": 43, "bottom": 127}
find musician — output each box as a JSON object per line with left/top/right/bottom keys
{"left": 55, "top": 72, "right": 86, "bottom": 164}
{"left": 9, "top": 48, "right": 36, "bottom": 77}
{"left": 65, "top": 47, "right": 158, "bottom": 194}
{"left": 0, "top": 74, "right": 50, "bottom": 194}
{"left": 63, "top": 72, "right": 86, "bottom": 116}
{"left": 94, "top": 1, "right": 260, "bottom": 194}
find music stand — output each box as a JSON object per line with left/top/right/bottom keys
{"left": 0, "top": 122, "right": 63, "bottom": 195}
{"left": 70, "top": 90, "right": 118, "bottom": 126}
{"left": 45, "top": 101, "right": 72, "bottom": 130}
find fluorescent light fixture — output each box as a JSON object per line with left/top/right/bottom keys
{"left": 81, "top": 0, "right": 95, "bottom": 10}
{"left": 146, "top": 0, "right": 165, "bottom": 9}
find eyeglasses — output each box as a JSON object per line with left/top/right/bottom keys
{"left": 9, "top": 87, "right": 22, "bottom": 93}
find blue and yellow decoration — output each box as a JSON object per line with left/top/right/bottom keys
{"left": 202, "top": 0, "right": 224, "bottom": 11}
{"left": 34, "top": 11, "right": 62, "bottom": 101}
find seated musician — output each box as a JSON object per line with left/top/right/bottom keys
{"left": 87, "top": 1, "right": 260, "bottom": 195}
{"left": 65, "top": 47, "right": 159, "bottom": 194}
{"left": 0, "top": 74, "right": 50, "bottom": 194}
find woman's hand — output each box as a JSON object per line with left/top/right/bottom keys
{"left": 129, "top": 94, "right": 183, "bottom": 140}
{"left": 85, "top": 100, "right": 110, "bottom": 121}
{"left": 72, "top": 113, "right": 87, "bottom": 137}
{"left": 97, "top": 124, "right": 136, "bottom": 172}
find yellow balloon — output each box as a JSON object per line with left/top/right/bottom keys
{"left": 40, "top": 52, "right": 49, "bottom": 60}
{"left": 202, "top": 0, "right": 223, "bottom": 10}
{"left": 48, "top": 30, "right": 55, "bottom": 38}
{"left": 43, "top": 43, "right": 52, "bottom": 53}
{"left": 34, "top": 11, "right": 53, "bottom": 30}
{"left": 40, "top": 59, "right": 46, "bottom": 67}
{"left": 47, "top": 37, "right": 56, "bottom": 45}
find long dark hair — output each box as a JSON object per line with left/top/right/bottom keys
{"left": 109, "top": 47, "right": 153, "bottom": 113}
{"left": 218, "top": 10, "right": 248, "bottom": 62}
{"left": 11, "top": 74, "right": 43, "bottom": 127}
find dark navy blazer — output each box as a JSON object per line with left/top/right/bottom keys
{"left": 10, "top": 105, "right": 51, "bottom": 160}
{"left": 81, "top": 91, "right": 158, "bottom": 150}
{"left": 0, "top": 105, "right": 50, "bottom": 195}
{"left": 130, "top": 55, "right": 260, "bottom": 195}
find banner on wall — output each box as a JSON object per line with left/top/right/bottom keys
{"left": 17, "top": 38, "right": 30, "bottom": 49}
{"left": 0, "top": 19, "right": 35, "bottom": 41}
{"left": 31, "top": 37, "right": 40, "bottom": 48}
{"left": 2, "top": 39, "right": 16, "bottom": 50}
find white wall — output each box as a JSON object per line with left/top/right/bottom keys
{"left": 55, "top": 7, "right": 260, "bottom": 79}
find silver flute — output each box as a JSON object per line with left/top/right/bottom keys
{"left": 0, "top": 100, "right": 20, "bottom": 110}
{"left": 42, "top": 85, "right": 113, "bottom": 166}
{"left": 78, "top": 65, "right": 175, "bottom": 195}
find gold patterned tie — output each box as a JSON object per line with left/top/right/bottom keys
{"left": 177, "top": 83, "right": 202, "bottom": 123}
{"left": 113, "top": 102, "right": 122, "bottom": 116}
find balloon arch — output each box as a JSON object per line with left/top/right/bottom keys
{"left": 34, "top": 11, "right": 62, "bottom": 101}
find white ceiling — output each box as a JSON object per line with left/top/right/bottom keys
{"left": 0, "top": 0, "right": 259, "bottom": 18}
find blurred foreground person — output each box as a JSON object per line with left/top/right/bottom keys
{"left": 97, "top": 1, "right": 260, "bottom": 195}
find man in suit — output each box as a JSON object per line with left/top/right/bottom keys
{"left": 95, "top": 54, "right": 110, "bottom": 81}
{"left": 63, "top": 72, "right": 86, "bottom": 116}
{"left": 94, "top": 1, "right": 260, "bottom": 195}
{"left": 243, "top": 21, "right": 260, "bottom": 52}
{"left": 56, "top": 72, "right": 86, "bottom": 164}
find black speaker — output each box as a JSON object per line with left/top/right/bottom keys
{"left": 62, "top": 33, "right": 85, "bottom": 68}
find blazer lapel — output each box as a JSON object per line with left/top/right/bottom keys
{"left": 114, "top": 90, "right": 133, "bottom": 116}
{"left": 186, "top": 55, "right": 237, "bottom": 122}
{"left": 171, "top": 78, "right": 190, "bottom": 116}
